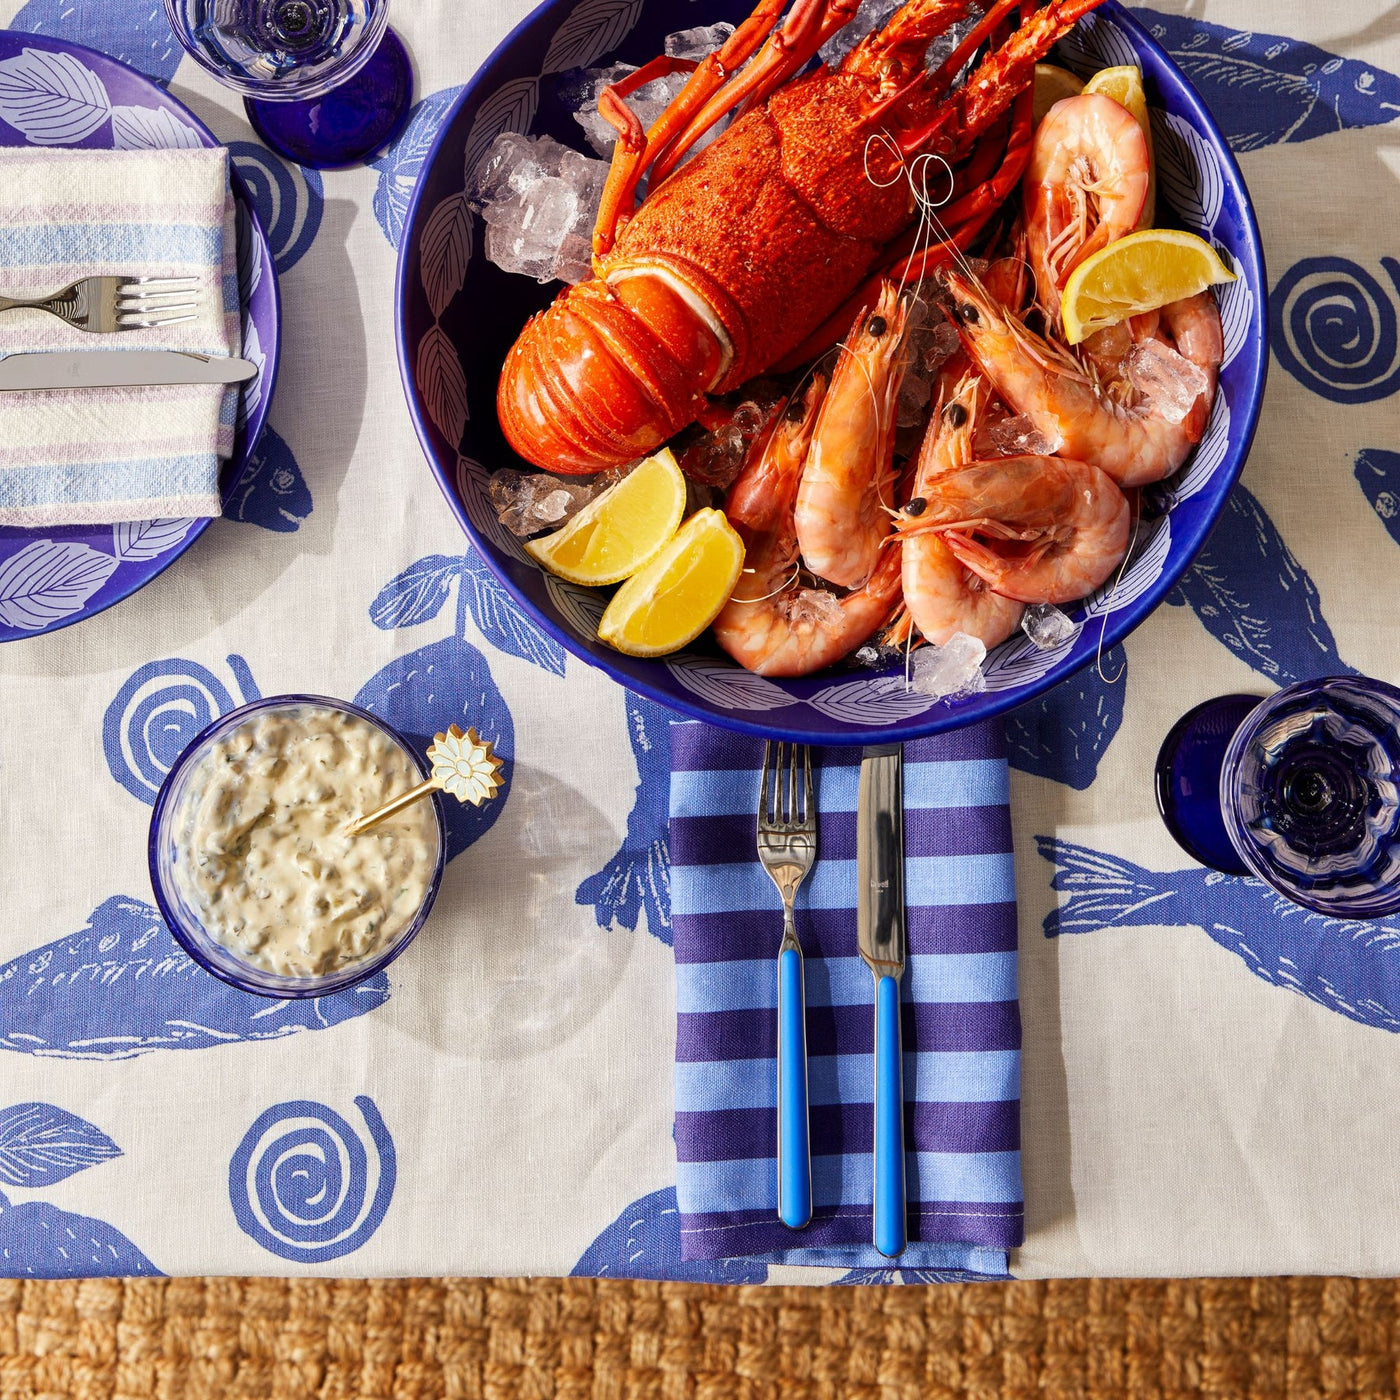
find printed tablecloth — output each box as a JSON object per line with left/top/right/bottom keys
{"left": 2, "top": 0, "right": 1400, "bottom": 1282}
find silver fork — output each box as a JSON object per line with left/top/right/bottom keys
{"left": 0, "top": 276, "right": 200, "bottom": 334}
{"left": 758, "top": 740, "right": 816, "bottom": 1230}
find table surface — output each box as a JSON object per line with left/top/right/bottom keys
{"left": 2, "top": 0, "right": 1399, "bottom": 1282}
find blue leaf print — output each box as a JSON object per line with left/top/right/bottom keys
{"left": 224, "top": 426, "right": 313, "bottom": 532}
{"left": 1039, "top": 837, "right": 1400, "bottom": 1035}
{"left": 227, "top": 142, "right": 324, "bottom": 275}
{"left": 0, "top": 46, "right": 110, "bottom": 143}
{"left": 575, "top": 694, "right": 671, "bottom": 941}
{"left": 1006, "top": 646, "right": 1127, "bottom": 790}
{"left": 369, "top": 555, "right": 460, "bottom": 631}
{"left": 570, "top": 1187, "right": 766, "bottom": 1282}
{"left": 370, "top": 86, "right": 465, "bottom": 248}
{"left": 9, "top": 0, "right": 184, "bottom": 86}
{"left": 0, "top": 896, "right": 389, "bottom": 1060}
{"left": 0, "top": 1104, "right": 120, "bottom": 1189}
{"left": 0, "top": 1190, "right": 162, "bottom": 1278}
{"left": 1166, "top": 484, "right": 1354, "bottom": 685}
{"left": 355, "top": 635, "right": 513, "bottom": 861}
{"left": 1356, "top": 449, "right": 1400, "bottom": 545}
{"left": 459, "top": 550, "right": 566, "bottom": 676}
{"left": 1136, "top": 8, "right": 1400, "bottom": 152}
{"left": 0, "top": 540, "right": 117, "bottom": 631}
{"left": 229, "top": 1097, "right": 395, "bottom": 1264}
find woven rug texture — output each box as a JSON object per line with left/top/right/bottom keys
{"left": 2, "top": 1277, "right": 1398, "bottom": 1400}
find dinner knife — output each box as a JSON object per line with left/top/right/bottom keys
{"left": 857, "top": 742, "right": 907, "bottom": 1258}
{"left": 0, "top": 351, "right": 258, "bottom": 391}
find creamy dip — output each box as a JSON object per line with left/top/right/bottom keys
{"left": 169, "top": 704, "right": 439, "bottom": 978}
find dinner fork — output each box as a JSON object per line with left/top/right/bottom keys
{"left": 758, "top": 740, "right": 815, "bottom": 1230}
{"left": 0, "top": 276, "right": 201, "bottom": 334}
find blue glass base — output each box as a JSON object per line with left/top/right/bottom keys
{"left": 244, "top": 27, "right": 413, "bottom": 170}
{"left": 1155, "top": 694, "right": 1261, "bottom": 875}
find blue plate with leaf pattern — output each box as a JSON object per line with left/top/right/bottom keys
{"left": 0, "top": 30, "right": 280, "bottom": 644}
{"left": 396, "top": 0, "right": 1266, "bottom": 743}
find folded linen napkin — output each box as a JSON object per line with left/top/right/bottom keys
{"left": 0, "top": 146, "right": 239, "bottom": 527}
{"left": 670, "top": 720, "right": 1022, "bottom": 1273}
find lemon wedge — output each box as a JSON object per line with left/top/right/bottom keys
{"left": 1083, "top": 65, "right": 1155, "bottom": 227}
{"left": 525, "top": 447, "right": 686, "bottom": 586}
{"left": 1033, "top": 63, "right": 1083, "bottom": 126}
{"left": 1060, "top": 228, "right": 1237, "bottom": 345}
{"left": 597, "top": 509, "right": 745, "bottom": 657}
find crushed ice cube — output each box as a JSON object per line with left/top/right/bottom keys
{"left": 818, "top": 0, "right": 902, "bottom": 66}
{"left": 897, "top": 368, "right": 931, "bottom": 428}
{"left": 679, "top": 391, "right": 783, "bottom": 488}
{"left": 916, "top": 320, "right": 962, "bottom": 374}
{"left": 987, "top": 411, "right": 1059, "bottom": 457}
{"left": 488, "top": 469, "right": 597, "bottom": 536}
{"left": 854, "top": 642, "right": 905, "bottom": 669}
{"left": 1124, "top": 339, "right": 1210, "bottom": 423}
{"left": 908, "top": 632, "right": 987, "bottom": 700}
{"left": 788, "top": 589, "right": 845, "bottom": 629}
{"left": 1021, "top": 602, "right": 1079, "bottom": 651}
{"left": 665, "top": 22, "right": 734, "bottom": 61}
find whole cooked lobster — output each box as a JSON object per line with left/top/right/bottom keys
{"left": 498, "top": 0, "right": 1107, "bottom": 473}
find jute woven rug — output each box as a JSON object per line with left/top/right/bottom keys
{"left": 2, "top": 1277, "right": 1398, "bottom": 1399}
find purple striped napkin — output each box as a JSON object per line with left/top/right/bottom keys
{"left": 670, "top": 720, "right": 1021, "bottom": 1273}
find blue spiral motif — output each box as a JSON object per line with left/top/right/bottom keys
{"left": 1269, "top": 255, "right": 1400, "bottom": 403}
{"left": 228, "top": 141, "right": 324, "bottom": 275}
{"left": 228, "top": 1097, "right": 396, "bottom": 1264}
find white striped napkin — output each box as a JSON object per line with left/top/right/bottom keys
{"left": 0, "top": 147, "right": 238, "bottom": 528}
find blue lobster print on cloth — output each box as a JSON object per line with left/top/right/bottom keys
{"left": 229, "top": 1097, "right": 395, "bottom": 1264}
{"left": 0, "top": 1102, "right": 161, "bottom": 1276}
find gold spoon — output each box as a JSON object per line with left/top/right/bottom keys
{"left": 347, "top": 724, "right": 504, "bottom": 837}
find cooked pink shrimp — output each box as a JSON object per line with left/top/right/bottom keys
{"left": 715, "top": 376, "right": 903, "bottom": 678}
{"left": 793, "top": 281, "right": 909, "bottom": 589}
{"left": 909, "top": 453, "right": 1130, "bottom": 605}
{"left": 889, "top": 365, "right": 1024, "bottom": 649}
{"left": 944, "top": 268, "right": 1223, "bottom": 487}
{"left": 1025, "top": 93, "right": 1149, "bottom": 321}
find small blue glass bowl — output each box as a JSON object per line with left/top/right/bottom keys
{"left": 148, "top": 694, "right": 447, "bottom": 1000}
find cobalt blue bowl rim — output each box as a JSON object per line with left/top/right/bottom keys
{"left": 148, "top": 693, "right": 447, "bottom": 1000}
{"left": 394, "top": 0, "right": 1269, "bottom": 745}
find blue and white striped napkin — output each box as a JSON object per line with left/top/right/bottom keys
{"left": 670, "top": 721, "right": 1022, "bottom": 1273}
{"left": 0, "top": 146, "right": 239, "bottom": 527}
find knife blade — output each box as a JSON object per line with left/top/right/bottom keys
{"left": 857, "top": 742, "right": 906, "bottom": 1258}
{"left": 0, "top": 351, "right": 258, "bottom": 392}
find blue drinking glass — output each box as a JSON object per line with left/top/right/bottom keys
{"left": 1156, "top": 677, "right": 1400, "bottom": 917}
{"left": 163, "top": 0, "right": 412, "bottom": 168}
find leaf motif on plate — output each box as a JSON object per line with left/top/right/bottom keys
{"left": 369, "top": 555, "right": 461, "bottom": 631}
{"left": 456, "top": 455, "right": 530, "bottom": 562}
{"left": 1167, "top": 390, "right": 1230, "bottom": 506}
{"left": 542, "top": 0, "right": 645, "bottom": 74}
{"left": 462, "top": 77, "right": 539, "bottom": 189}
{"left": 1150, "top": 110, "right": 1223, "bottom": 235}
{"left": 111, "top": 518, "right": 193, "bottom": 562}
{"left": 1216, "top": 251, "right": 1253, "bottom": 371}
{"left": 803, "top": 675, "right": 939, "bottom": 725}
{"left": 0, "top": 540, "right": 118, "bottom": 631}
{"left": 0, "top": 1103, "right": 121, "bottom": 1189}
{"left": 1053, "top": 10, "right": 1139, "bottom": 76}
{"left": 419, "top": 192, "right": 472, "bottom": 318}
{"left": 416, "top": 324, "right": 469, "bottom": 450}
{"left": 544, "top": 573, "right": 607, "bottom": 639}
{"left": 238, "top": 317, "right": 265, "bottom": 428}
{"left": 664, "top": 654, "right": 796, "bottom": 712}
{"left": 0, "top": 47, "right": 110, "bottom": 144}
{"left": 460, "top": 549, "right": 566, "bottom": 675}
{"left": 110, "top": 103, "right": 200, "bottom": 150}
{"left": 1081, "top": 515, "right": 1171, "bottom": 618}
{"left": 981, "top": 634, "right": 1074, "bottom": 692}
{"left": 369, "top": 85, "right": 464, "bottom": 249}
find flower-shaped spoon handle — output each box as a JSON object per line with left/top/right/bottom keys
{"left": 347, "top": 724, "right": 504, "bottom": 837}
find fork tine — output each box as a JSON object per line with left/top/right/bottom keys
{"left": 800, "top": 745, "right": 813, "bottom": 827}
{"left": 121, "top": 276, "right": 200, "bottom": 291}
{"left": 786, "top": 743, "right": 797, "bottom": 827}
{"left": 119, "top": 294, "right": 200, "bottom": 309}
{"left": 116, "top": 313, "right": 198, "bottom": 329}
{"left": 760, "top": 741, "right": 774, "bottom": 826}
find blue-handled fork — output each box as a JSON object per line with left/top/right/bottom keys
{"left": 757, "top": 741, "right": 815, "bottom": 1230}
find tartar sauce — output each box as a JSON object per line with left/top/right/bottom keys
{"left": 169, "top": 704, "right": 439, "bottom": 978}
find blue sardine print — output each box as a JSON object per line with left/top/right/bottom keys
{"left": 1007, "top": 647, "right": 1127, "bottom": 790}
{"left": 1040, "top": 837, "right": 1400, "bottom": 1034}
{"left": 223, "top": 426, "right": 313, "bottom": 533}
{"left": 575, "top": 694, "right": 672, "bottom": 941}
{"left": 1135, "top": 8, "right": 1400, "bottom": 152}
{"left": 1167, "top": 484, "right": 1354, "bottom": 685}
{"left": 0, "top": 897, "right": 388, "bottom": 1059}
{"left": 8, "top": 0, "right": 184, "bottom": 86}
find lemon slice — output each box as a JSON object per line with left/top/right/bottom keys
{"left": 1083, "top": 65, "right": 1155, "bottom": 228}
{"left": 597, "top": 509, "right": 745, "bottom": 657}
{"left": 1033, "top": 63, "right": 1083, "bottom": 126}
{"left": 1061, "top": 229, "right": 1237, "bottom": 345}
{"left": 525, "top": 447, "right": 686, "bottom": 586}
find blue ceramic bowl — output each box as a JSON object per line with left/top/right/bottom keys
{"left": 149, "top": 694, "right": 446, "bottom": 999}
{"left": 395, "top": 0, "right": 1267, "bottom": 744}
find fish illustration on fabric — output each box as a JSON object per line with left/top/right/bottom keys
{"left": 0, "top": 896, "right": 388, "bottom": 1059}
{"left": 1040, "top": 837, "right": 1400, "bottom": 1034}
{"left": 1134, "top": 8, "right": 1400, "bottom": 152}
{"left": 1355, "top": 449, "right": 1400, "bottom": 547}
{"left": 223, "top": 426, "right": 314, "bottom": 533}
{"left": 575, "top": 693, "right": 672, "bottom": 942}
{"left": 1006, "top": 647, "right": 1127, "bottom": 790}
{"left": 0, "top": 1102, "right": 161, "bottom": 1277}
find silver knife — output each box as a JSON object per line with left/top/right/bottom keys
{"left": 0, "top": 351, "right": 257, "bottom": 391}
{"left": 857, "top": 742, "right": 907, "bottom": 1258}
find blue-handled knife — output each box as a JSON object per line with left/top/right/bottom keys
{"left": 858, "top": 742, "right": 906, "bottom": 1258}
